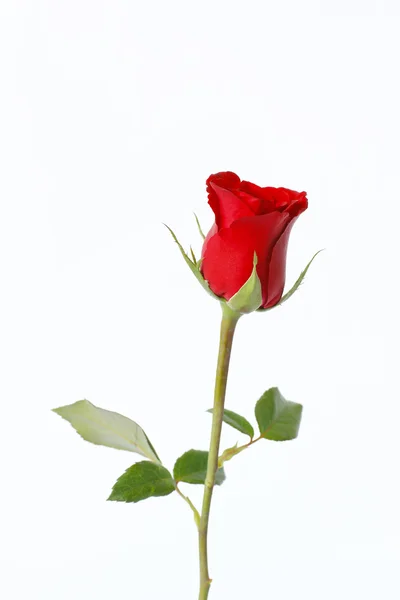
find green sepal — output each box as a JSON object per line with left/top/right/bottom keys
{"left": 190, "top": 246, "right": 197, "bottom": 264}
{"left": 207, "top": 408, "right": 254, "bottom": 439}
{"left": 164, "top": 224, "right": 220, "bottom": 300}
{"left": 52, "top": 399, "right": 161, "bottom": 463}
{"left": 193, "top": 213, "right": 206, "bottom": 240}
{"left": 108, "top": 462, "right": 175, "bottom": 503}
{"left": 255, "top": 387, "right": 303, "bottom": 441}
{"left": 259, "top": 250, "right": 323, "bottom": 312}
{"left": 227, "top": 253, "right": 262, "bottom": 314}
{"left": 173, "top": 449, "right": 226, "bottom": 485}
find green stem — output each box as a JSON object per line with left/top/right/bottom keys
{"left": 198, "top": 303, "right": 241, "bottom": 600}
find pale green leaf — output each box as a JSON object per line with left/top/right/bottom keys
{"left": 52, "top": 400, "right": 161, "bottom": 462}
{"left": 108, "top": 462, "right": 175, "bottom": 503}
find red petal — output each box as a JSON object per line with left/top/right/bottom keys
{"left": 262, "top": 218, "right": 297, "bottom": 308}
{"left": 207, "top": 172, "right": 256, "bottom": 229}
{"left": 283, "top": 191, "right": 308, "bottom": 218}
{"left": 262, "top": 195, "right": 308, "bottom": 307}
{"left": 239, "top": 181, "right": 275, "bottom": 214}
{"left": 201, "top": 212, "right": 290, "bottom": 304}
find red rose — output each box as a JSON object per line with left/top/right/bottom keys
{"left": 201, "top": 172, "right": 308, "bottom": 309}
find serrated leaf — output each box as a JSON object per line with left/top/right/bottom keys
{"left": 173, "top": 450, "right": 226, "bottom": 485}
{"left": 164, "top": 224, "right": 220, "bottom": 300}
{"left": 228, "top": 253, "right": 262, "bottom": 314}
{"left": 52, "top": 400, "right": 161, "bottom": 462}
{"left": 255, "top": 387, "right": 303, "bottom": 441}
{"left": 108, "top": 462, "right": 175, "bottom": 503}
{"left": 193, "top": 213, "right": 206, "bottom": 240}
{"left": 207, "top": 408, "right": 254, "bottom": 439}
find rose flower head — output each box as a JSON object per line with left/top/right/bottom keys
{"left": 201, "top": 171, "right": 308, "bottom": 310}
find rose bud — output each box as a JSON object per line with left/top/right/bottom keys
{"left": 201, "top": 172, "right": 308, "bottom": 312}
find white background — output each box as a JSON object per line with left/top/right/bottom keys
{"left": 1, "top": 1, "right": 399, "bottom": 598}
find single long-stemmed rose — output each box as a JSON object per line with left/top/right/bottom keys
{"left": 52, "top": 171, "right": 321, "bottom": 599}
{"left": 195, "top": 172, "right": 309, "bottom": 598}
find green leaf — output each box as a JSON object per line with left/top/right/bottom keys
{"left": 227, "top": 253, "right": 262, "bottom": 314}
{"left": 108, "top": 462, "right": 175, "bottom": 503}
{"left": 173, "top": 450, "right": 226, "bottom": 485}
{"left": 52, "top": 400, "right": 161, "bottom": 463}
{"left": 207, "top": 408, "right": 254, "bottom": 439}
{"left": 193, "top": 213, "right": 206, "bottom": 240}
{"left": 164, "top": 224, "right": 220, "bottom": 300}
{"left": 255, "top": 387, "right": 303, "bottom": 441}
{"left": 261, "top": 250, "right": 323, "bottom": 311}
